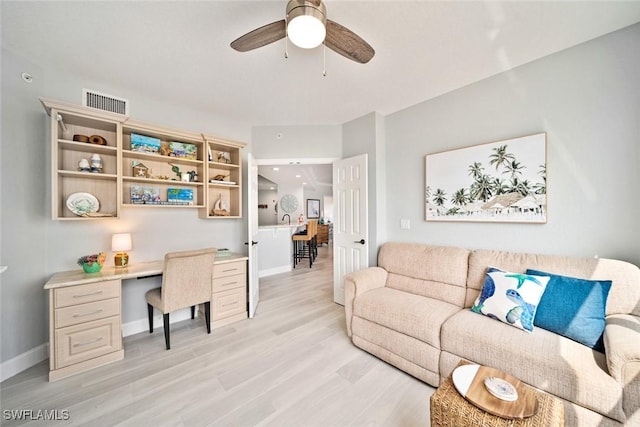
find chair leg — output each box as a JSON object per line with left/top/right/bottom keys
{"left": 147, "top": 304, "right": 154, "bottom": 333}
{"left": 204, "top": 301, "right": 211, "bottom": 334}
{"left": 309, "top": 241, "right": 313, "bottom": 268}
{"left": 292, "top": 240, "right": 297, "bottom": 268}
{"left": 163, "top": 313, "right": 170, "bottom": 350}
{"left": 190, "top": 305, "right": 195, "bottom": 319}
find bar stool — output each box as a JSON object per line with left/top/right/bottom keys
{"left": 292, "top": 220, "right": 317, "bottom": 268}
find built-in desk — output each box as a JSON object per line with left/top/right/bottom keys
{"left": 44, "top": 254, "right": 247, "bottom": 381}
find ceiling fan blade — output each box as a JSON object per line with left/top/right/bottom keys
{"left": 325, "top": 19, "right": 375, "bottom": 64}
{"left": 230, "top": 20, "right": 286, "bottom": 52}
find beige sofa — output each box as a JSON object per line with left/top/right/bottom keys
{"left": 344, "top": 242, "right": 640, "bottom": 426}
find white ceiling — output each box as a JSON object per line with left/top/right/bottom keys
{"left": 258, "top": 163, "right": 333, "bottom": 191}
{"left": 2, "top": 1, "right": 640, "bottom": 127}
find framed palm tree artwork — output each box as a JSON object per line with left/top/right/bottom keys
{"left": 425, "top": 133, "right": 547, "bottom": 223}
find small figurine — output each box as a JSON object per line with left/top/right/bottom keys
{"left": 212, "top": 193, "right": 230, "bottom": 216}
{"left": 78, "top": 158, "right": 90, "bottom": 172}
{"left": 90, "top": 154, "right": 103, "bottom": 173}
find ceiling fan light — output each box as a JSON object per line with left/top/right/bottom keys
{"left": 288, "top": 15, "right": 326, "bottom": 49}
{"left": 286, "top": 1, "right": 327, "bottom": 49}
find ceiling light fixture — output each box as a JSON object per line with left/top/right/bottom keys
{"left": 286, "top": 0, "right": 326, "bottom": 49}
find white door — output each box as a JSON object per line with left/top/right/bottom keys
{"left": 332, "top": 154, "right": 369, "bottom": 305}
{"left": 247, "top": 153, "right": 260, "bottom": 317}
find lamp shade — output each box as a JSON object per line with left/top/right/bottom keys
{"left": 286, "top": 1, "right": 326, "bottom": 49}
{"left": 111, "top": 233, "right": 132, "bottom": 252}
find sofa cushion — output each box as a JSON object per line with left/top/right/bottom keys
{"left": 351, "top": 317, "right": 441, "bottom": 386}
{"left": 378, "top": 243, "right": 470, "bottom": 307}
{"left": 441, "top": 309, "right": 625, "bottom": 422}
{"left": 353, "top": 287, "right": 459, "bottom": 348}
{"left": 527, "top": 268, "right": 611, "bottom": 352}
{"left": 467, "top": 249, "right": 640, "bottom": 317}
{"left": 471, "top": 268, "right": 549, "bottom": 332}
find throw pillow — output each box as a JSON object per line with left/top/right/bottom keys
{"left": 527, "top": 269, "right": 612, "bottom": 352}
{"left": 471, "top": 268, "right": 550, "bottom": 333}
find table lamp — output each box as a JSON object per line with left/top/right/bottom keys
{"left": 112, "top": 233, "right": 132, "bottom": 268}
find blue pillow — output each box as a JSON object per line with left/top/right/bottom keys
{"left": 527, "top": 269, "right": 611, "bottom": 352}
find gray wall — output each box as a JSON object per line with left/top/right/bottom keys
{"left": 384, "top": 23, "right": 640, "bottom": 266}
{"left": 342, "top": 112, "right": 386, "bottom": 266}
{"left": 1, "top": 48, "right": 252, "bottom": 363}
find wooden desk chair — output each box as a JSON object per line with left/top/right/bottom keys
{"left": 292, "top": 220, "right": 318, "bottom": 268}
{"left": 145, "top": 248, "right": 216, "bottom": 350}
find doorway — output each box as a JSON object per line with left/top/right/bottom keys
{"left": 253, "top": 159, "right": 335, "bottom": 281}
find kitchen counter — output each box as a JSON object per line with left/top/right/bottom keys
{"left": 257, "top": 224, "right": 304, "bottom": 277}
{"left": 258, "top": 224, "right": 304, "bottom": 230}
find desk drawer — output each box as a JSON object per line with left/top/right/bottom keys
{"left": 213, "top": 261, "right": 245, "bottom": 278}
{"left": 55, "top": 280, "right": 120, "bottom": 308}
{"left": 55, "top": 316, "right": 121, "bottom": 369}
{"left": 55, "top": 298, "right": 120, "bottom": 329}
{"left": 212, "top": 288, "right": 246, "bottom": 321}
{"left": 212, "top": 273, "right": 246, "bottom": 292}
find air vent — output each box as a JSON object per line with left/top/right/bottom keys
{"left": 82, "top": 89, "right": 129, "bottom": 116}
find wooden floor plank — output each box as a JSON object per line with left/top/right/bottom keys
{"left": 1, "top": 245, "right": 434, "bottom": 426}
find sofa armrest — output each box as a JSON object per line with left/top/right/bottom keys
{"left": 604, "top": 314, "right": 640, "bottom": 419}
{"left": 344, "top": 267, "right": 387, "bottom": 337}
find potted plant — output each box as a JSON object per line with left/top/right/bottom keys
{"left": 77, "top": 252, "right": 106, "bottom": 273}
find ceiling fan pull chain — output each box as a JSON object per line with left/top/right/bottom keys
{"left": 323, "top": 43, "right": 327, "bottom": 77}
{"left": 284, "top": 27, "right": 289, "bottom": 59}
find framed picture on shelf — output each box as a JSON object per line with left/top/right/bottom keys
{"left": 131, "top": 133, "right": 161, "bottom": 154}
{"left": 425, "top": 132, "right": 547, "bottom": 223}
{"left": 307, "top": 199, "right": 320, "bottom": 219}
{"left": 130, "top": 186, "right": 161, "bottom": 204}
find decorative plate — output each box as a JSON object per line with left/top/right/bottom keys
{"left": 280, "top": 194, "right": 299, "bottom": 213}
{"left": 484, "top": 376, "right": 518, "bottom": 401}
{"left": 452, "top": 364, "right": 480, "bottom": 397}
{"left": 66, "top": 192, "right": 100, "bottom": 216}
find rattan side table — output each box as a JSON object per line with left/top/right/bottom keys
{"left": 430, "top": 361, "right": 564, "bottom": 427}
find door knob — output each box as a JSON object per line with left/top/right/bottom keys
{"left": 244, "top": 241, "right": 259, "bottom": 246}
{"left": 354, "top": 239, "right": 365, "bottom": 245}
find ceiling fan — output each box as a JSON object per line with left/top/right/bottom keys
{"left": 230, "top": 0, "right": 375, "bottom": 64}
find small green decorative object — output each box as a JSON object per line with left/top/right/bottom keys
{"left": 82, "top": 262, "right": 102, "bottom": 273}
{"left": 77, "top": 252, "right": 106, "bottom": 273}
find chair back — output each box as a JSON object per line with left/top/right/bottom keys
{"left": 160, "top": 248, "right": 217, "bottom": 312}
{"left": 307, "top": 219, "right": 318, "bottom": 237}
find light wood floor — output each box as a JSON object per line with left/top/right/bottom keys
{"left": 1, "top": 246, "right": 434, "bottom": 426}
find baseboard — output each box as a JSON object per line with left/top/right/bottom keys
{"left": 0, "top": 343, "right": 49, "bottom": 382}
{"left": 1, "top": 309, "right": 196, "bottom": 382}
{"left": 259, "top": 265, "right": 292, "bottom": 278}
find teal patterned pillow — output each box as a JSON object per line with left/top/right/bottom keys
{"left": 471, "top": 268, "right": 550, "bottom": 333}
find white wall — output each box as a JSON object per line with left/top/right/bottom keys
{"left": 0, "top": 48, "right": 252, "bottom": 364}
{"left": 252, "top": 125, "right": 341, "bottom": 160}
{"left": 384, "top": 24, "right": 640, "bottom": 266}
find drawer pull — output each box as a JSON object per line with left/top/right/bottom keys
{"left": 222, "top": 302, "right": 237, "bottom": 307}
{"left": 73, "top": 290, "right": 103, "bottom": 299}
{"left": 221, "top": 281, "right": 237, "bottom": 286}
{"left": 73, "top": 309, "right": 104, "bottom": 318}
{"left": 73, "top": 337, "right": 103, "bottom": 348}
{"left": 222, "top": 268, "right": 237, "bottom": 273}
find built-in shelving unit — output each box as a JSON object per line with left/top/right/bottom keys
{"left": 121, "top": 121, "right": 205, "bottom": 208}
{"left": 41, "top": 98, "right": 245, "bottom": 220}
{"left": 42, "top": 98, "right": 123, "bottom": 220}
{"left": 202, "top": 135, "right": 244, "bottom": 219}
